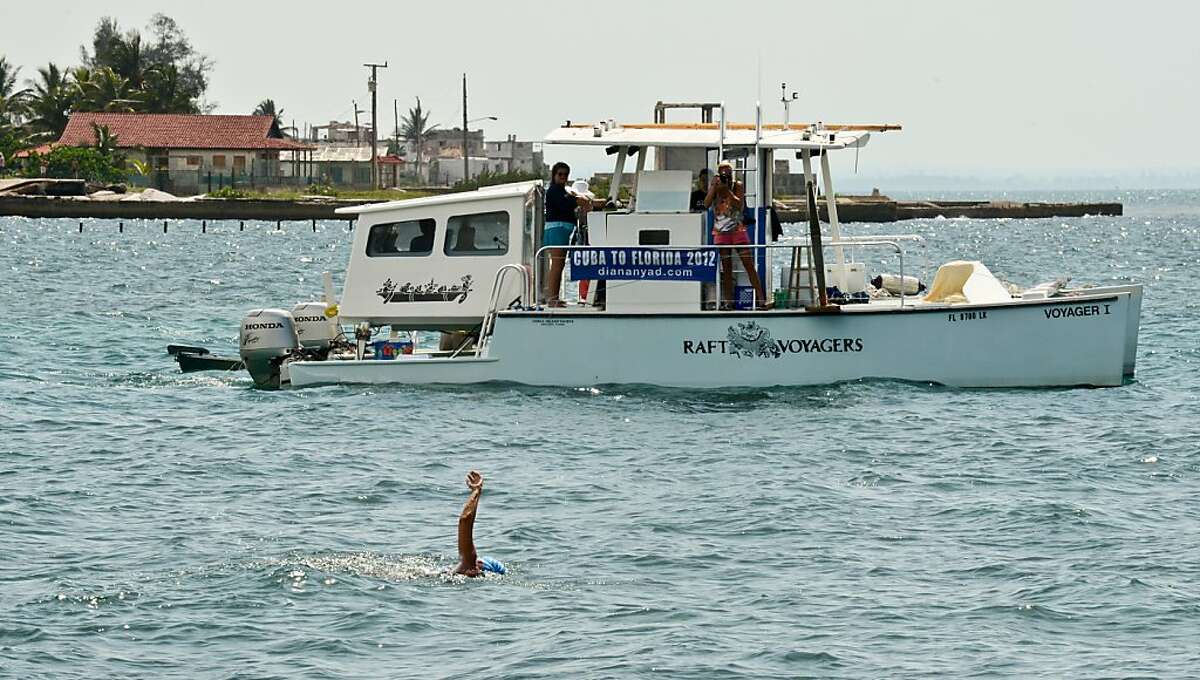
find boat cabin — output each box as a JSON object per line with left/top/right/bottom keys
{"left": 336, "top": 113, "right": 900, "bottom": 330}
{"left": 337, "top": 182, "right": 542, "bottom": 330}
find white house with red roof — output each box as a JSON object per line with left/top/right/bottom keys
{"left": 49, "top": 112, "right": 314, "bottom": 193}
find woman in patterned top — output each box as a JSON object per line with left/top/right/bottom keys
{"left": 705, "top": 160, "right": 767, "bottom": 309}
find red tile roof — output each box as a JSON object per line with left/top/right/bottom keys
{"left": 13, "top": 143, "right": 54, "bottom": 158}
{"left": 57, "top": 112, "right": 313, "bottom": 151}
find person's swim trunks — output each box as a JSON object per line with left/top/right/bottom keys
{"left": 713, "top": 226, "right": 750, "bottom": 246}
{"left": 544, "top": 221, "right": 574, "bottom": 247}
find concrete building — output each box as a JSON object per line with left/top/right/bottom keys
{"left": 280, "top": 143, "right": 389, "bottom": 187}
{"left": 484, "top": 135, "right": 545, "bottom": 175}
{"left": 405, "top": 132, "right": 544, "bottom": 184}
{"left": 415, "top": 128, "right": 484, "bottom": 157}
{"left": 430, "top": 154, "right": 491, "bottom": 186}
{"left": 403, "top": 128, "right": 483, "bottom": 183}
{"left": 52, "top": 112, "right": 313, "bottom": 194}
{"left": 310, "top": 120, "right": 372, "bottom": 144}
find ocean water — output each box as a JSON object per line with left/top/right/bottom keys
{"left": 1, "top": 190, "right": 1198, "bottom": 678}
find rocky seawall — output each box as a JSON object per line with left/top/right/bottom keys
{"left": 775, "top": 195, "right": 1122, "bottom": 223}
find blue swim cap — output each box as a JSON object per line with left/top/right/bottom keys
{"left": 480, "top": 557, "right": 506, "bottom": 575}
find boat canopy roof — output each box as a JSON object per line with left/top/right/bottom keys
{"left": 335, "top": 180, "right": 541, "bottom": 216}
{"left": 543, "top": 122, "right": 901, "bottom": 151}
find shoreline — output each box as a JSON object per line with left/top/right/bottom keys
{"left": 0, "top": 194, "right": 1124, "bottom": 224}
{"left": 773, "top": 195, "right": 1122, "bottom": 223}
{"left": 0, "top": 194, "right": 371, "bottom": 222}
{"left": 0, "top": 179, "right": 1123, "bottom": 224}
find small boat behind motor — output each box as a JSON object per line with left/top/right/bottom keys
{"left": 167, "top": 344, "right": 244, "bottom": 373}
{"left": 229, "top": 104, "right": 1143, "bottom": 390}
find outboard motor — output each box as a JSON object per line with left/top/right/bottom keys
{"left": 239, "top": 308, "right": 300, "bottom": 388}
{"left": 291, "top": 302, "right": 338, "bottom": 353}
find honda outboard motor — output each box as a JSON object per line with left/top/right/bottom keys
{"left": 239, "top": 308, "right": 300, "bottom": 388}
{"left": 291, "top": 302, "right": 337, "bottom": 353}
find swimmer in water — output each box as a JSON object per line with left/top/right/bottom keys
{"left": 455, "top": 470, "right": 505, "bottom": 577}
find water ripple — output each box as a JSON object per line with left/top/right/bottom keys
{"left": 3, "top": 195, "right": 1200, "bottom": 677}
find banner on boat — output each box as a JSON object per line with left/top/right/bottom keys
{"left": 567, "top": 248, "right": 718, "bottom": 281}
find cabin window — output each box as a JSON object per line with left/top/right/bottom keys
{"left": 366, "top": 218, "right": 437, "bottom": 257}
{"left": 444, "top": 211, "right": 509, "bottom": 256}
{"left": 638, "top": 229, "right": 671, "bottom": 245}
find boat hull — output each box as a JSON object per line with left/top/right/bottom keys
{"left": 289, "top": 291, "right": 1135, "bottom": 389}
{"left": 1064, "top": 284, "right": 1141, "bottom": 375}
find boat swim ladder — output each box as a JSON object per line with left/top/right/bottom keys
{"left": 719, "top": 101, "right": 770, "bottom": 305}
{"left": 716, "top": 102, "right": 764, "bottom": 209}
{"left": 476, "top": 263, "right": 530, "bottom": 354}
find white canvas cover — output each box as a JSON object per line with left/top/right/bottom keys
{"left": 923, "top": 261, "right": 1012, "bottom": 304}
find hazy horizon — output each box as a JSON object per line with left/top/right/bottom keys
{"left": 3, "top": 0, "right": 1198, "bottom": 187}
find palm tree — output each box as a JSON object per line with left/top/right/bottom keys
{"left": 68, "top": 66, "right": 97, "bottom": 108}
{"left": 83, "top": 67, "right": 140, "bottom": 112}
{"left": 401, "top": 97, "right": 437, "bottom": 180}
{"left": 88, "top": 121, "right": 127, "bottom": 174}
{"left": 252, "top": 99, "right": 284, "bottom": 129}
{"left": 400, "top": 97, "right": 433, "bottom": 143}
{"left": 90, "top": 122, "right": 118, "bottom": 153}
{"left": 0, "top": 56, "right": 30, "bottom": 128}
{"left": 142, "top": 63, "right": 195, "bottom": 113}
{"left": 25, "top": 63, "right": 74, "bottom": 138}
{"left": 107, "top": 33, "right": 147, "bottom": 91}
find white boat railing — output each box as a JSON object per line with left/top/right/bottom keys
{"left": 835, "top": 234, "right": 927, "bottom": 283}
{"left": 781, "top": 233, "right": 926, "bottom": 294}
{"left": 822, "top": 239, "right": 908, "bottom": 304}
{"left": 466, "top": 241, "right": 914, "bottom": 329}
{"left": 477, "top": 263, "right": 531, "bottom": 352}
{"left": 528, "top": 241, "right": 907, "bottom": 310}
{"left": 476, "top": 238, "right": 914, "bottom": 348}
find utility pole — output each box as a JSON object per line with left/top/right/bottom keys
{"left": 391, "top": 98, "right": 399, "bottom": 189}
{"left": 462, "top": 73, "right": 470, "bottom": 186}
{"left": 364, "top": 61, "right": 388, "bottom": 189}
{"left": 352, "top": 100, "right": 361, "bottom": 146}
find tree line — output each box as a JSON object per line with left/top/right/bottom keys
{"left": 0, "top": 15, "right": 538, "bottom": 187}
{"left": 0, "top": 14, "right": 212, "bottom": 163}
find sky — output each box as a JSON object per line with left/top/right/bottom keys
{"left": 3, "top": 0, "right": 1198, "bottom": 188}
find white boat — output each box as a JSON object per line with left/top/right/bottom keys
{"left": 235, "top": 108, "right": 1142, "bottom": 389}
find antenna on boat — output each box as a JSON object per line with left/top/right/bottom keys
{"left": 755, "top": 49, "right": 766, "bottom": 108}
{"left": 755, "top": 100, "right": 762, "bottom": 145}
{"left": 718, "top": 102, "right": 726, "bottom": 161}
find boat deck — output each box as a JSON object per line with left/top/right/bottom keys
{"left": 509, "top": 297, "right": 920, "bottom": 316}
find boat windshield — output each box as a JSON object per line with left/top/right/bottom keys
{"left": 366, "top": 218, "right": 437, "bottom": 257}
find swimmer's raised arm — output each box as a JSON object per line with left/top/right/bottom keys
{"left": 455, "top": 470, "right": 483, "bottom": 574}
